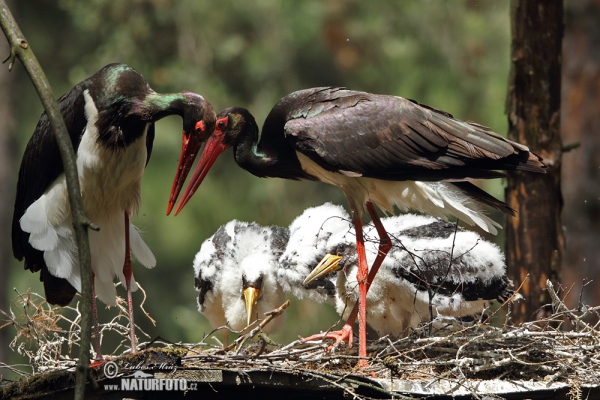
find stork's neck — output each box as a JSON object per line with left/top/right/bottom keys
{"left": 140, "top": 92, "right": 193, "bottom": 121}
{"left": 232, "top": 119, "right": 307, "bottom": 180}
{"left": 233, "top": 124, "right": 274, "bottom": 178}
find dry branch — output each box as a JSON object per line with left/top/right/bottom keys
{"left": 0, "top": 3, "right": 94, "bottom": 399}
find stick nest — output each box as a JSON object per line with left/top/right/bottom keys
{"left": 1, "top": 280, "right": 599, "bottom": 399}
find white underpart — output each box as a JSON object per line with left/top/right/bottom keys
{"left": 296, "top": 153, "right": 501, "bottom": 234}
{"left": 20, "top": 90, "right": 156, "bottom": 306}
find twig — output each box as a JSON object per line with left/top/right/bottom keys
{"left": 219, "top": 300, "right": 290, "bottom": 353}
{"left": 547, "top": 280, "right": 596, "bottom": 334}
{"left": 0, "top": 3, "right": 94, "bottom": 399}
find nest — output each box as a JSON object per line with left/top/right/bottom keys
{"left": 1, "top": 281, "right": 600, "bottom": 399}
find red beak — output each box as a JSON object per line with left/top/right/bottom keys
{"left": 167, "top": 127, "right": 205, "bottom": 215}
{"left": 173, "top": 131, "right": 228, "bottom": 215}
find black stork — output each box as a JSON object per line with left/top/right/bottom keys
{"left": 12, "top": 63, "right": 216, "bottom": 362}
{"left": 172, "top": 87, "right": 545, "bottom": 366}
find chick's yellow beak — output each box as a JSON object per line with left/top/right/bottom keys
{"left": 303, "top": 253, "right": 343, "bottom": 286}
{"left": 243, "top": 287, "right": 261, "bottom": 327}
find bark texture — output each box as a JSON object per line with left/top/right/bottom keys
{"left": 505, "top": 0, "right": 564, "bottom": 322}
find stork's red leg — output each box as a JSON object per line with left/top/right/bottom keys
{"left": 90, "top": 272, "right": 104, "bottom": 366}
{"left": 352, "top": 210, "right": 371, "bottom": 368}
{"left": 302, "top": 207, "right": 370, "bottom": 367}
{"left": 364, "top": 200, "right": 392, "bottom": 287}
{"left": 123, "top": 212, "right": 137, "bottom": 354}
{"left": 302, "top": 201, "right": 391, "bottom": 369}
{"left": 301, "top": 323, "right": 354, "bottom": 348}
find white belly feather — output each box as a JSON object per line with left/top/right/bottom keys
{"left": 296, "top": 152, "right": 500, "bottom": 234}
{"left": 19, "top": 90, "right": 156, "bottom": 306}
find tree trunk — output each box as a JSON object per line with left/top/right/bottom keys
{"left": 505, "top": 0, "right": 564, "bottom": 323}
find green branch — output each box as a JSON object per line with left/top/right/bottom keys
{"left": 0, "top": 2, "right": 95, "bottom": 399}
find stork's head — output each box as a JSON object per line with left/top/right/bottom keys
{"left": 173, "top": 107, "right": 257, "bottom": 215}
{"left": 166, "top": 93, "right": 216, "bottom": 215}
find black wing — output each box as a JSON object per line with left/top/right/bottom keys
{"left": 11, "top": 80, "right": 90, "bottom": 270}
{"left": 283, "top": 87, "right": 545, "bottom": 182}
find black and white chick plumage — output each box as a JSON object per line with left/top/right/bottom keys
{"left": 277, "top": 202, "right": 352, "bottom": 303}
{"left": 194, "top": 205, "right": 345, "bottom": 342}
{"left": 301, "top": 204, "right": 514, "bottom": 337}
{"left": 193, "top": 220, "right": 289, "bottom": 343}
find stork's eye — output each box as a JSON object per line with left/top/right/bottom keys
{"left": 216, "top": 116, "right": 228, "bottom": 130}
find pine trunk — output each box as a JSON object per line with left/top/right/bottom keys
{"left": 505, "top": 0, "right": 564, "bottom": 322}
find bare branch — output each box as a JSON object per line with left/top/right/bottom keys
{"left": 0, "top": 3, "right": 94, "bottom": 398}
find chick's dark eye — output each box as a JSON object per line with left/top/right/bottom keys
{"left": 217, "top": 121, "right": 225, "bottom": 129}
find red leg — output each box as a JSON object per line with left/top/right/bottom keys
{"left": 356, "top": 202, "right": 392, "bottom": 367}
{"left": 353, "top": 211, "right": 370, "bottom": 368}
{"left": 365, "top": 201, "right": 392, "bottom": 286}
{"left": 90, "top": 272, "right": 104, "bottom": 366}
{"left": 302, "top": 208, "right": 370, "bottom": 367}
{"left": 303, "top": 201, "right": 391, "bottom": 369}
{"left": 302, "top": 323, "right": 354, "bottom": 348}
{"left": 123, "top": 212, "right": 137, "bottom": 354}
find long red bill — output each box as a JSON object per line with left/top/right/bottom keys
{"left": 173, "top": 131, "right": 228, "bottom": 215}
{"left": 166, "top": 129, "right": 203, "bottom": 215}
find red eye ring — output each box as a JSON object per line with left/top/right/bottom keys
{"left": 216, "top": 116, "right": 228, "bottom": 130}
{"left": 195, "top": 120, "right": 205, "bottom": 132}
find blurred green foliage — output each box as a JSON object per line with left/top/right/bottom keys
{"left": 5, "top": 0, "right": 510, "bottom": 361}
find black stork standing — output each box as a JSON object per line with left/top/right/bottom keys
{"left": 12, "top": 63, "right": 216, "bottom": 362}
{"left": 172, "top": 87, "right": 545, "bottom": 366}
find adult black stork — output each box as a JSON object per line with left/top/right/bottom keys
{"left": 173, "top": 87, "right": 545, "bottom": 366}
{"left": 12, "top": 63, "right": 216, "bottom": 362}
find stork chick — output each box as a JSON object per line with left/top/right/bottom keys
{"left": 194, "top": 220, "right": 288, "bottom": 344}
